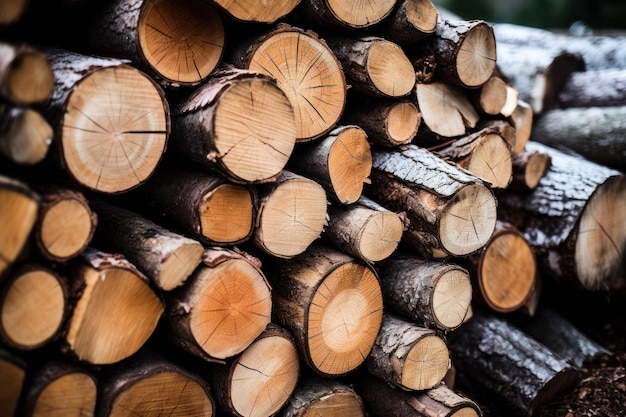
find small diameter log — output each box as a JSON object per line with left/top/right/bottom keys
{"left": 81, "top": 0, "right": 224, "bottom": 88}
{"left": 498, "top": 141, "right": 626, "bottom": 292}
{"left": 19, "top": 361, "right": 97, "bottom": 417}
{"left": 459, "top": 220, "right": 537, "bottom": 313}
{"left": 278, "top": 374, "right": 366, "bottom": 417}
{"left": 0, "top": 101, "right": 52, "bottom": 165}
{"left": 33, "top": 187, "right": 97, "bottom": 263}
{"left": 448, "top": 308, "right": 579, "bottom": 417}
{"left": 375, "top": 255, "right": 472, "bottom": 332}
{"left": 324, "top": 195, "right": 405, "bottom": 263}
{"left": 90, "top": 198, "right": 204, "bottom": 291}
{"left": 0, "top": 174, "right": 39, "bottom": 279}
{"left": 210, "top": 323, "right": 300, "bottom": 417}
{"left": 288, "top": 125, "right": 372, "bottom": 205}
{"left": 367, "top": 145, "right": 497, "bottom": 258}
{"left": 265, "top": 243, "right": 383, "bottom": 377}
{"left": 366, "top": 313, "right": 450, "bottom": 391}
{"left": 165, "top": 247, "right": 272, "bottom": 362}
{"left": 511, "top": 99, "right": 533, "bottom": 153}
{"left": 170, "top": 68, "right": 296, "bottom": 184}
{"left": 0, "top": 264, "right": 68, "bottom": 350}
{"left": 498, "top": 83, "right": 519, "bottom": 117}
{"left": 509, "top": 148, "right": 551, "bottom": 192}
{"left": 214, "top": 0, "right": 300, "bottom": 23}
{"left": 433, "top": 127, "right": 512, "bottom": 189}
{"left": 0, "top": 0, "right": 29, "bottom": 27}
{"left": 470, "top": 75, "right": 508, "bottom": 116}
{"left": 134, "top": 165, "right": 256, "bottom": 246}
{"left": 252, "top": 170, "right": 328, "bottom": 259}
{"left": 229, "top": 24, "right": 346, "bottom": 142}
{"left": 342, "top": 98, "right": 420, "bottom": 147}
{"left": 0, "top": 347, "right": 26, "bottom": 417}
{"left": 299, "top": 0, "right": 397, "bottom": 29}
{"left": 356, "top": 374, "right": 482, "bottom": 417}
{"left": 375, "top": 0, "right": 438, "bottom": 45}
{"left": 0, "top": 42, "right": 54, "bottom": 105}
{"left": 40, "top": 48, "right": 169, "bottom": 194}
{"left": 63, "top": 248, "right": 164, "bottom": 365}
{"left": 531, "top": 106, "right": 626, "bottom": 171}
{"left": 326, "top": 36, "right": 415, "bottom": 98}
{"left": 558, "top": 69, "right": 626, "bottom": 108}
{"left": 97, "top": 350, "right": 215, "bottom": 417}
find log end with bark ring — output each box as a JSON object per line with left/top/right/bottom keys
{"left": 328, "top": 125, "right": 372, "bottom": 204}
{"left": 401, "top": 333, "right": 450, "bottom": 390}
{"left": 137, "top": 0, "right": 225, "bottom": 85}
{"left": 325, "top": 0, "right": 397, "bottom": 28}
{"left": 366, "top": 40, "right": 416, "bottom": 97}
{"left": 0, "top": 107, "right": 52, "bottom": 165}
{"left": 406, "top": 0, "right": 439, "bottom": 34}
{"left": 465, "top": 132, "right": 512, "bottom": 189}
{"left": 199, "top": 183, "right": 255, "bottom": 245}
{"left": 31, "top": 371, "right": 97, "bottom": 417}
{"left": 359, "top": 211, "right": 404, "bottom": 262}
{"left": 214, "top": 0, "right": 300, "bottom": 23}
{"left": 61, "top": 65, "right": 168, "bottom": 194}
{"left": 6, "top": 49, "right": 54, "bottom": 105}
{"left": 455, "top": 21, "right": 497, "bottom": 88}
{"left": 431, "top": 267, "right": 473, "bottom": 330}
{"left": 386, "top": 101, "right": 421, "bottom": 145}
{"left": 477, "top": 76, "right": 508, "bottom": 115}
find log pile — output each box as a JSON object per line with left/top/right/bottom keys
{"left": 1, "top": 1, "right": 625, "bottom": 417}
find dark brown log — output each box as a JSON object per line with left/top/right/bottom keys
{"left": 498, "top": 141, "right": 626, "bottom": 292}
{"left": 0, "top": 0, "right": 29, "bottom": 28}
{"left": 365, "top": 313, "right": 450, "bottom": 391}
{"left": 0, "top": 42, "right": 53, "bottom": 105}
{"left": 214, "top": 0, "right": 300, "bottom": 23}
{"left": 448, "top": 308, "right": 579, "bottom": 417}
{"left": 509, "top": 148, "right": 551, "bottom": 192}
{"left": 366, "top": 145, "right": 497, "bottom": 258}
{"left": 0, "top": 101, "right": 52, "bottom": 165}
{"left": 170, "top": 68, "right": 296, "bottom": 184}
{"left": 39, "top": 48, "right": 169, "bottom": 194}
{"left": 298, "top": 0, "right": 397, "bottom": 29}
{"left": 375, "top": 0, "right": 438, "bottom": 45}
{"left": 164, "top": 247, "right": 272, "bottom": 362}
{"left": 264, "top": 242, "right": 383, "bottom": 377}
{"left": 0, "top": 347, "right": 26, "bottom": 417}
{"left": 375, "top": 255, "right": 472, "bottom": 332}
{"left": 558, "top": 69, "right": 626, "bottom": 108}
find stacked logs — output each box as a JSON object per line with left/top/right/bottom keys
{"left": 1, "top": 1, "right": 625, "bottom": 417}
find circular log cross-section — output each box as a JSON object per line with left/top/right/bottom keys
{"left": 213, "top": 0, "right": 300, "bottom": 23}
{"left": 0, "top": 105, "right": 52, "bottom": 165}
{"left": 280, "top": 376, "right": 366, "bottom": 417}
{"left": 473, "top": 76, "right": 508, "bottom": 115}
{"left": 377, "top": 0, "right": 439, "bottom": 45}
{"left": 0, "top": 44, "right": 54, "bottom": 105}
{"left": 510, "top": 149, "right": 551, "bottom": 192}
{"left": 302, "top": 0, "right": 397, "bottom": 29}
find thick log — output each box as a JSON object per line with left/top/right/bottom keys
{"left": 0, "top": 41, "right": 53, "bottom": 105}
{"left": 326, "top": 36, "right": 415, "bottom": 98}
{"left": 39, "top": 48, "right": 169, "bottom": 194}
{"left": 164, "top": 247, "right": 272, "bottom": 362}
{"left": 375, "top": 0, "right": 438, "bottom": 45}
{"left": 509, "top": 148, "right": 551, "bottom": 192}
{"left": 252, "top": 170, "right": 328, "bottom": 259}
{"left": 0, "top": 347, "right": 26, "bottom": 417}
{"left": 170, "top": 68, "right": 296, "bottom": 184}
{"left": 264, "top": 243, "right": 383, "bottom": 377}
{"left": 97, "top": 350, "right": 215, "bottom": 417}
{"left": 498, "top": 141, "right": 626, "bottom": 292}
{"left": 366, "top": 145, "right": 497, "bottom": 258}
{"left": 558, "top": 69, "right": 626, "bottom": 108}
{"left": 366, "top": 313, "right": 450, "bottom": 391}
{"left": 288, "top": 125, "right": 372, "bottom": 205}
{"left": 531, "top": 106, "right": 626, "bottom": 171}
{"left": 298, "top": 0, "right": 397, "bottom": 29}
{"left": 90, "top": 198, "right": 204, "bottom": 291}
{"left": 448, "top": 308, "right": 579, "bottom": 417}
{"left": 62, "top": 248, "right": 164, "bottom": 365}
{"left": 0, "top": 101, "right": 52, "bottom": 165}
{"left": 209, "top": 323, "right": 299, "bottom": 417}
{"left": 228, "top": 24, "right": 346, "bottom": 142}
{"left": 214, "top": 0, "right": 300, "bottom": 23}
{"left": 324, "top": 195, "right": 405, "bottom": 263}
{"left": 375, "top": 255, "right": 472, "bottom": 332}
{"left": 0, "top": 264, "right": 68, "bottom": 350}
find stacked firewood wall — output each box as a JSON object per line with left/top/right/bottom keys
{"left": 1, "top": 0, "right": 625, "bottom": 416}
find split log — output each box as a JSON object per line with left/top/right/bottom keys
{"left": 0, "top": 264, "right": 68, "bottom": 350}
{"left": 0, "top": 42, "right": 53, "bottom": 105}
{"left": 170, "top": 68, "right": 296, "bottom": 184}
{"left": 19, "top": 360, "right": 97, "bottom": 417}
{"left": 326, "top": 36, "right": 415, "bottom": 98}
{"left": 213, "top": 0, "right": 300, "bottom": 23}
{"left": 278, "top": 375, "right": 366, "bottom": 417}
{"left": 0, "top": 174, "right": 39, "bottom": 279}
{"left": 509, "top": 148, "right": 551, "bottom": 192}
{"left": 62, "top": 248, "right": 164, "bottom": 365}
{"left": 0, "top": 0, "right": 29, "bottom": 27}
{"left": 366, "top": 145, "right": 497, "bottom": 258}
{"left": 97, "top": 350, "right": 215, "bottom": 417}
{"left": 498, "top": 141, "right": 626, "bottom": 292}
{"left": 89, "top": 198, "right": 204, "bottom": 291}
{"left": 298, "top": 0, "right": 397, "bottom": 29}
{"left": 531, "top": 106, "right": 626, "bottom": 171}
{"left": 375, "top": 0, "right": 438, "bottom": 45}
{"left": 448, "top": 308, "right": 579, "bottom": 417}
{"left": 476, "top": 119, "right": 516, "bottom": 149}
{"left": 366, "top": 313, "right": 449, "bottom": 391}
{"left": 288, "top": 125, "right": 372, "bottom": 205}
{"left": 0, "top": 347, "right": 26, "bottom": 417}
{"left": 0, "top": 101, "right": 52, "bottom": 165}
{"left": 164, "top": 247, "right": 272, "bottom": 362}
{"left": 33, "top": 186, "right": 97, "bottom": 263}
{"left": 39, "top": 48, "right": 169, "bottom": 194}
{"left": 228, "top": 24, "right": 346, "bottom": 142}
{"left": 469, "top": 75, "right": 508, "bottom": 116}
{"left": 356, "top": 374, "right": 482, "bottom": 417}
{"left": 79, "top": 0, "right": 224, "bottom": 88}
{"left": 323, "top": 195, "right": 405, "bottom": 263}
{"left": 264, "top": 243, "right": 383, "bottom": 377}
{"left": 558, "top": 69, "right": 626, "bottom": 108}
{"left": 209, "top": 323, "right": 299, "bottom": 417}
{"left": 375, "top": 255, "right": 472, "bottom": 332}
{"left": 511, "top": 99, "right": 533, "bottom": 153}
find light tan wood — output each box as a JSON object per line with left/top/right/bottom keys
{"left": 30, "top": 370, "right": 97, "bottom": 417}
{"left": 0, "top": 0, "right": 28, "bottom": 27}
{"left": 0, "top": 104, "right": 52, "bottom": 164}
{"left": 512, "top": 99, "right": 534, "bottom": 153}
{"left": 214, "top": 0, "right": 300, "bottom": 23}
{"left": 301, "top": 0, "right": 397, "bottom": 29}
{"left": 376, "top": 0, "right": 438, "bottom": 45}
{"left": 279, "top": 376, "right": 365, "bottom": 417}
{"left": 0, "top": 42, "right": 54, "bottom": 105}
{"left": 510, "top": 148, "right": 551, "bottom": 192}
{"left": 500, "top": 84, "right": 520, "bottom": 117}
{"left": 0, "top": 348, "right": 25, "bottom": 417}
{"left": 473, "top": 75, "right": 508, "bottom": 115}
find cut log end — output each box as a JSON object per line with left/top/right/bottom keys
{"left": 510, "top": 148, "right": 551, "bottom": 192}
{"left": 387, "top": 101, "right": 420, "bottom": 145}
{"left": 406, "top": 0, "right": 438, "bottom": 34}
{"left": 32, "top": 371, "right": 97, "bottom": 417}
{"left": 61, "top": 65, "right": 168, "bottom": 194}
{"left": 199, "top": 183, "right": 255, "bottom": 244}
{"left": 214, "top": 0, "right": 300, "bottom": 23}
{"left": 465, "top": 132, "right": 513, "bottom": 189}
{"left": 38, "top": 198, "right": 95, "bottom": 261}
{"left": 416, "top": 81, "right": 479, "bottom": 138}
{"left": 367, "top": 40, "right": 416, "bottom": 97}
{"left": 455, "top": 21, "right": 497, "bottom": 88}
{"left": 0, "top": 107, "right": 52, "bottom": 165}
{"left": 432, "top": 268, "right": 473, "bottom": 330}
{"left": 6, "top": 49, "right": 54, "bottom": 105}
{"left": 512, "top": 100, "right": 533, "bottom": 153}
{"left": 360, "top": 211, "right": 404, "bottom": 262}
{"left": 477, "top": 76, "right": 507, "bottom": 115}
{"left": 328, "top": 125, "right": 372, "bottom": 204}
{"left": 0, "top": 183, "right": 38, "bottom": 277}
{"left": 137, "top": 0, "right": 224, "bottom": 84}
{"left": 401, "top": 333, "right": 450, "bottom": 390}
{"left": 158, "top": 242, "right": 205, "bottom": 291}
{"left": 325, "top": 0, "right": 397, "bottom": 28}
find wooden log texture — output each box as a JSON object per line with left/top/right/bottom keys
{"left": 511, "top": 99, "right": 533, "bottom": 153}
{"left": 558, "top": 69, "right": 626, "bottom": 108}
{"left": 170, "top": 68, "right": 296, "bottom": 184}
{"left": 0, "top": 347, "right": 26, "bottom": 417}
{"left": 469, "top": 75, "right": 508, "bottom": 116}
{"left": 375, "top": 0, "right": 438, "bottom": 45}
{"left": 0, "top": 101, "right": 52, "bottom": 165}
{"left": 214, "top": 0, "right": 300, "bottom": 23}
{"left": 299, "top": 0, "right": 397, "bottom": 29}
{"left": 509, "top": 148, "right": 551, "bottom": 192}
{"left": 0, "top": 41, "right": 53, "bottom": 105}
{"left": 0, "top": 0, "right": 29, "bottom": 28}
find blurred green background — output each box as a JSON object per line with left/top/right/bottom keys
{"left": 433, "top": 0, "right": 626, "bottom": 30}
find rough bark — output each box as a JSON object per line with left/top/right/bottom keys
{"left": 375, "top": 0, "right": 438, "bottom": 45}
{"left": 0, "top": 101, "right": 52, "bottom": 165}
{"left": 0, "top": 41, "right": 53, "bottom": 105}
{"left": 298, "top": 0, "right": 397, "bottom": 29}
{"left": 558, "top": 69, "right": 626, "bottom": 108}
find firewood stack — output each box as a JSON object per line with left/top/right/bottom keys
{"left": 1, "top": 0, "right": 625, "bottom": 416}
